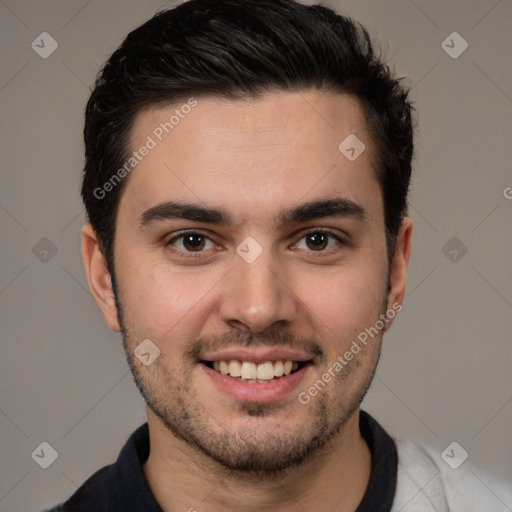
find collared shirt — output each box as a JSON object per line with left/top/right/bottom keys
{"left": 45, "top": 410, "right": 511, "bottom": 511}
{"left": 45, "top": 410, "right": 397, "bottom": 511}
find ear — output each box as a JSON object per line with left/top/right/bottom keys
{"left": 81, "top": 223, "right": 121, "bottom": 332}
{"left": 384, "top": 217, "right": 412, "bottom": 330}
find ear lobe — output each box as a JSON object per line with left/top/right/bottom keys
{"left": 384, "top": 217, "right": 412, "bottom": 331}
{"left": 81, "top": 223, "right": 121, "bottom": 332}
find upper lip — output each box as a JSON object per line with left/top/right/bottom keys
{"left": 200, "top": 348, "right": 313, "bottom": 365}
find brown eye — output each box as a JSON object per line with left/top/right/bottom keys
{"left": 305, "top": 232, "right": 329, "bottom": 251}
{"left": 182, "top": 234, "right": 205, "bottom": 251}
{"left": 168, "top": 232, "right": 215, "bottom": 252}
{"left": 294, "top": 230, "right": 342, "bottom": 252}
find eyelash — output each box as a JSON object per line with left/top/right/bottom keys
{"left": 292, "top": 229, "right": 344, "bottom": 253}
{"left": 164, "top": 229, "right": 345, "bottom": 257}
{"left": 165, "top": 230, "right": 218, "bottom": 258}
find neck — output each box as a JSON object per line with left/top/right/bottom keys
{"left": 143, "top": 407, "right": 371, "bottom": 512}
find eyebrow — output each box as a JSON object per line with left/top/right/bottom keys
{"left": 138, "top": 201, "right": 231, "bottom": 227}
{"left": 138, "top": 198, "right": 366, "bottom": 229}
{"left": 277, "top": 198, "right": 367, "bottom": 226}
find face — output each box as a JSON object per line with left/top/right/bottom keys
{"left": 83, "top": 90, "right": 411, "bottom": 473}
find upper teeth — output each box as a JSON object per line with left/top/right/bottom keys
{"left": 212, "top": 360, "right": 299, "bottom": 381}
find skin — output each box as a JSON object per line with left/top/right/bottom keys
{"left": 82, "top": 90, "right": 412, "bottom": 512}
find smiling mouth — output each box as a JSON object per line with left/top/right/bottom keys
{"left": 201, "top": 359, "right": 311, "bottom": 383}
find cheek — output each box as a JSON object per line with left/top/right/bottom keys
{"left": 295, "top": 267, "right": 385, "bottom": 350}
{"left": 117, "top": 261, "right": 223, "bottom": 345}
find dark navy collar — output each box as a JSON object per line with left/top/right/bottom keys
{"left": 48, "top": 410, "right": 397, "bottom": 512}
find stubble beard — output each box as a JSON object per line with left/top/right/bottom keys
{"left": 113, "top": 283, "right": 382, "bottom": 475}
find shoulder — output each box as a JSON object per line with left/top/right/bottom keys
{"left": 42, "top": 464, "right": 117, "bottom": 512}
{"left": 41, "top": 423, "right": 158, "bottom": 512}
{"left": 392, "top": 437, "right": 511, "bottom": 512}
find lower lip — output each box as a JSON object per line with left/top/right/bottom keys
{"left": 200, "top": 363, "right": 311, "bottom": 403}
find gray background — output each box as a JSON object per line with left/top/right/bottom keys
{"left": 1, "top": 0, "right": 511, "bottom": 510}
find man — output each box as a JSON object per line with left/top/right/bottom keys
{"left": 46, "top": 1, "right": 505, "bottom": 511}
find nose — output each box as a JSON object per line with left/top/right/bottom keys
{"left": 218, "top": 251, "right": 299, "bottom": 334}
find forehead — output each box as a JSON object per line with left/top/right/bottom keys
{"left": 121, "top": 90, "right": 381, "bottom": 225}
